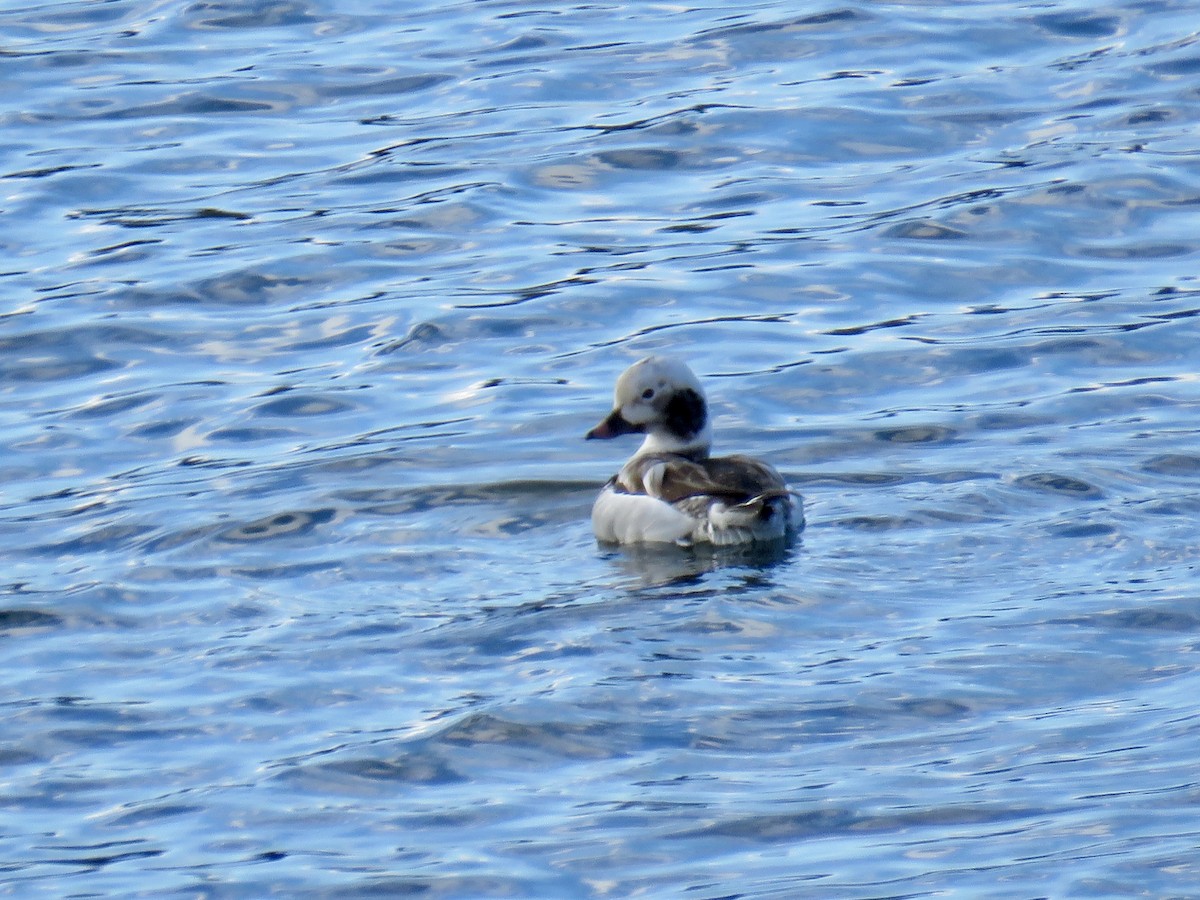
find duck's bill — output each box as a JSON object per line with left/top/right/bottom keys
{"left": 585, "top": 409, "right": 643, "bottom": 440}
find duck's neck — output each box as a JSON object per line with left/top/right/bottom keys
{"left": 636, "top": 421, "right": 712, "bottom": 459}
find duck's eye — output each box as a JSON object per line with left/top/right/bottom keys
{"left": 641, "top": 388, "right": 655, "bottom": 400}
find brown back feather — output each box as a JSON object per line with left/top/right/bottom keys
{"left": 621, "top": 453, "right": 787, "bottom": 503}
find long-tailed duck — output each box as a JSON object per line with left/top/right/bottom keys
{"left": 585, "top": 355, "right": 800, "bottom": 546}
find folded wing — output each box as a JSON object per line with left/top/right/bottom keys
{"left": 624, "top": 453, "right": 789, "bottom": 503}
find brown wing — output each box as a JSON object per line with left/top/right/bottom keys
{"left": 623, "top": 453, "right": 788, "bottom": 503}
{"left": 697, "top": 454, "right": 789, "bottom": 498}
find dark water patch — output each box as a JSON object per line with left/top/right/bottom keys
{"left": 308, "top": 753, "right": 465, "bottom": 787}
{"left": 1147, "top": 303, "right": 1200, "bottom": 323}
{"left": 883, "top": 219, "right": 970, "bottom": 240}
{"left": 252, "top": 393, "right": 356, "bottom": 417}
{"left": 874, "top": 425, "right": 955, "bottom": 445}
{"left": 217, "top": 508, "right": 336, "bottom": 543}
{"left": 104, "top": 803, "right": 205, "bottom": 827}
{"left": 0, "top": 352, "right": 120, "bottom": 383}
{"left": 320, "top": 874, "right": 551, "bottom": 898}
{"left": 182, "top": 0, "right": 322, "bottom": 31}
{"left": 87, "top": 93, "right": 286, "bottom": 121}
{"left": 1068, "top": 374, "right": 1179, "bottom": 395}
{"left": 128, "top": 418, "right": 196, "bottom": 439}
{"left": 824, "top": 314, "right": 922, "bottom": 336}
{"left": 1078, "top": 242, "right": 1193, "bottom": 260}
{"left": 432, "top": 712, "right": 620, "bottom": 761}
{"left": 67, "top": 392, "right": 159, "bottom": 420}
{"left": 595, "top": 148, "right": 690, "bottom": 171}
{"left": 790, "top": 472, "right": 906, "bottom": 487}
{"left": 1142, "top": 454, "right": 1200, "bottom": 477}
{"left": 893, "top": 697, "right": 973, "bottom": 719}
{"left": 1146, "top": 55, "right": 1200, "bottom": 78}
{"left": 1013, "top": 473, "right": 1102, "bottom": 498}
{"left": 696, "top": 8, "right": 866, "bottom": 41}
{"left": 683, "top": 806, "right": 860, "bottom": 841}
{"left": 0, "top": 3, "right": 134, "bottom": 35}
{"left": 658, "top": 213, "right": 749, "bottom": 235}
{"left": 139, "top": 523, "right": 224, "bottom": 554}
{"left": 29, "top": 840, "right": 164, "bottom": 870}
{"left": 3, "top": 162, "right": 102, "bottom": 180}
{"left": 0, "top": 745, "right": 42, "bottom": 766}
{"left": 940, "top": 345, "right": 1027, "bottom": 374}
{"left": 1046, "top": 520, "right": 1117, "bottom": 539}
{"left": 472, "top": 375, "right": 569, "bottom": 390}
{"left": 1117, "top": 106, "right": 1177, "bottom": 127}
{"left": 284, "top": 322, "right": 381, "bottom": 352}
{"left": 40, "top": 697, "right": 155, "bottom": 730}
{"left": 317, "top": 72, "right": 453, "bottom": 100}
{"left": 484, "top": 32, "right": 555, "bottom": 56}
{"left": 341, "top": 480, "right": 595, "bottom": 514}
{"left": 71, "top": 206, "right": 253, "bottom": 228}
{"left": 81, "top": 239, "right": 163, "bottom": 263}
{"left": 1059, "top": 607, "right": 1200, "bottom": 633}
{"left": 682, "top": 801, "right": 1044, "bottom": 842}
{"left": 375, "top": 321, "right": 448, "bottom": 354}
{"left": 229, "top": 560, "right": 342, "bottom": 579}
{"left": 0, "top": 608, "right": 64, "bottom": 631}
{"left": 143, "top": 271, "right": 315, "bottom": 307}
{"left": 331, "top": 162, "right": 477, "bottom": 188}
{"left": 1029, "top": 12, "right": 1122, "bottom": 39}
{"left": 828, "top": 515, "right": 920, "bottom": 531}
{"left": 1135, "top": 495, "right": 1200, "bottom": 518}
{"left": 208, "top": 426, "right": 299, "bottom": 442}
{"left": 37, "top": 523, "right": 157, "bottom": 556}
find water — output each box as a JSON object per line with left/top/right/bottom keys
{"left": 2, "top": 0, "right": 1199, "bottom": 895}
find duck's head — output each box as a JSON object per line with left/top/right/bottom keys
{"left": 585, "top": 355, "right": 711, "bottom": 456}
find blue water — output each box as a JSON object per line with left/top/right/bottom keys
{"left": 3, "top": 0, "right": 1200, "bottom": 895}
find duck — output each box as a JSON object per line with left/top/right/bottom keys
{"left": 585, "top": 355, "right": 800, "bottom": 546}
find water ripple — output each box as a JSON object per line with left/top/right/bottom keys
{"left": 3, "top": 0, "right": 1200, "bottom": 895}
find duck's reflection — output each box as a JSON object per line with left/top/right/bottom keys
{"left": 599, "top": 535, "right": 798, "bottom": 588}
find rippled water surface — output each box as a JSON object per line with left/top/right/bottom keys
{"left": 3, "top": 0, "right": 1200, "bottom": 895}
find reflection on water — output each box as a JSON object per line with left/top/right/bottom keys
{"left": 2, "top": 0, "right": 1200, "bottom": 895}
{"left": 601, "top": 537, "right": 800, "bottom": 587}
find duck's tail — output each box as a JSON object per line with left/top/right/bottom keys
{"left": 706, "top": 491, "right": 798, "bottom": 545}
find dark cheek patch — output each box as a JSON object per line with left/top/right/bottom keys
{"left": 664, "top": 388, "right": 707, "bottom": 439}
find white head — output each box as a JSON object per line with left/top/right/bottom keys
{"left": 585, "top": 355, "right": 712, "bottom": 456}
